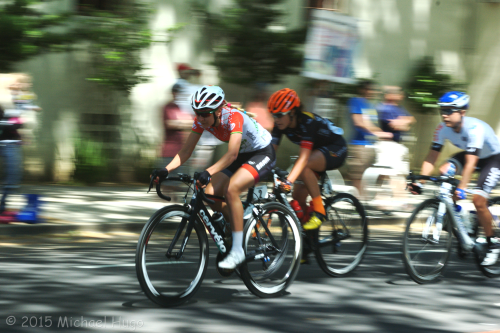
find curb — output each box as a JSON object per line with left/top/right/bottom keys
{"left": 0, "top": 217, "right": 148, "bottom": 237}
{"left": 1, "top": 215, "right": 407, "bottom": 237}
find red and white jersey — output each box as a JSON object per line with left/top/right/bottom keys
{"left": 191, "top": 105, "right": 272, "bottom": 153}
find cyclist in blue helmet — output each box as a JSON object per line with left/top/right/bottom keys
{"left": 409, "top": 91, "right": 500, "bottom": 265}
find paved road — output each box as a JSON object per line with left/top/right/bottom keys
{"left": 1, "top": 226, "right": 499, "bottom": 333}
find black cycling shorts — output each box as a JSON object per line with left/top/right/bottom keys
{"left": 317, "top": 143, "right": 348, "bottom": 171}
{"left": 221, "top": 144, "right": 276, "bottom": 183}
{"left": 448, "top": 151, "right": 500, "bottom": 197}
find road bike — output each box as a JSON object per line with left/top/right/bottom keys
{"left": 135, "top": 171, "right": 302, "bottom": 307}
{"left": 271, "top": 167, "right": 368, "bottom": 277}
{"left": 402, "top": 173, "right": 500, "bottom": 284}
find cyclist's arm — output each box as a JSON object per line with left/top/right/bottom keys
{"left": 419, "top": 149, "right": 440, "bottom": 184}
{"left": 459, "top": 154, "right": 479, "bottom": 190}
{"left": 287, "top": 147, "right": 311, "bottom": 183}
{"left": 206, "top": 133, "right": 242, "bottom": 176}
{"left": 166, "top": 131, "right": 200, "bottom": 172}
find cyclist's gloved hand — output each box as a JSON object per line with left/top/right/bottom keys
{"left": 279, "top": 179, "right": 293, "bottom": 193}
{"left": 456, "top": 188, "right": 467, "bottom": 200}
{"left": 408, "top": 182, "right": 423, "bottom": 195}
{"left": 152, "top": 169, "right": 169, "bottom": 181}
{"left": 148, "top": 169, "right": 169, "bottom": 193}
{"left": 198, "top": 170, "right": 211, "bottom": 186}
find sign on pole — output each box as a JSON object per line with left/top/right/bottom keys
{"left": 302, "top": 10, "right": 359, "bottom": 84}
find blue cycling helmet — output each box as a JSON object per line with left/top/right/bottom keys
{"left": 437, "top": 91, "right": 469, "bottom": 110}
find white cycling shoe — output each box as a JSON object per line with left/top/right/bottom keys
{"left": 481, "top": 245, "right": 500, "bottom": 266}
{"left": 218, "top": 250, "right": 245, "bottom": 270}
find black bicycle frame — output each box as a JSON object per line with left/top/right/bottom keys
{"left": 165, "top": 181, "right": 281, "bottom": 263}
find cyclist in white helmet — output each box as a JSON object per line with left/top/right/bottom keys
{"left": 409, "top": 91, "right": 500, "bottom": 265}
{"left": 157, "top": 85, "right": 275, "bottom": 269}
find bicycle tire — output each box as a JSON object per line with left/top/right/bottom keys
{"left": 474, "top": 196, "right": 500, "bottom": 278}
{"left": 136, "top": 205, "right": 209, "bottom": 307}
{"left": 315, "top": 193, "right": 368, "bottom": 277}
{"left": 240, "top": 202, "right": 302, "bottom": 298}
{"left": 402, "top": 198, "right": 453, "bottom": 284}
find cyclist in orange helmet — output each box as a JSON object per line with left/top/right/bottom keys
{"left": 269, "top": 88, "right": 348, "bottom": 231}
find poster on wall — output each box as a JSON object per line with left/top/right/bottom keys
{"left": 302, "top": 9, "right": 359, "bottom": 84}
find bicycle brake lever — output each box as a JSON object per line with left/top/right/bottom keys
{"left": 147, "top": 171, "right": 157, "bottom": 193}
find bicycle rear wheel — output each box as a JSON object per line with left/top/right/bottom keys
{"left": 402, "top": 198, "right": 453, "bottom": 284}
{"left": 315, "top": 193, "right": 367, "bottom": 277}
{"left": 240, "top": 202, "right": 302, "bottom": 298}
{"left": 136, "top": 205, "right": 208, "bottom": 307}
{"left": 474, "top": 196, "right": 500, "bottom": 278}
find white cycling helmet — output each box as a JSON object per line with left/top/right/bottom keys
{"left": 437, "top": 91, "right": 470, "bottom": 110}
{"left": 190, "top": 85, "right": 225, "bottom": 112}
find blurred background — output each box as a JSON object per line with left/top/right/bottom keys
{"left": 1, "top": 0, "right": 500, "bottom": 185}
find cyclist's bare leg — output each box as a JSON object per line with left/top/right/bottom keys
{"left": 299, "top": 150, "right": 326, "bottom": 199}
{"left": 204, "top": 173, "right": 231, "bottom": 223}
{"left": 292, "top": 183, "right": 309, "bottom": 214}
{"left": 218, "top": 167, "right": 256, "bottom": 269}
{"left": 299, "top": 150, "right": 328, "bottom": 228}
{"left": 473, "top": 194, "right": 495, "bottom": 238}
{"left": 225, "top": 168, "right": 256, "bottom": 232}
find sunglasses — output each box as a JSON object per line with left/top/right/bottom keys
{"left": 195, "top": 109, "right": 215, "bottom": 118}
{"left": 272, "top": 112, "right": 290, "bottom": 119}
{"left": 439, "top": 108, "right": 462, "bottom": 116}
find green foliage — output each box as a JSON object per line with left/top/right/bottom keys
{"left": 72, "top": 137, "right": 111, "bottom": 184}
{"left": 0, "top": 0, "right": 183, "bottom": 94}
{"left": 76, "top": 2, "right": 170, "bottom": 94}
{"left": 405, "top": 56, "right": 465, "bottom": 114}
{"left": 192, "top": 0, "right": 306, "bottom": 87}
{"left": 0, "top": 0, "right": 75, "bottom": 72}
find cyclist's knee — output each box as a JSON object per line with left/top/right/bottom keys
{"left": 473, "top": 194, "right": 488, "bottom": 208}
{"left": 225, "top": 186, "right": 241, "bottom": 201}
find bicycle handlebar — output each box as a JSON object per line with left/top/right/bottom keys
{"left": 406, "top": 172, "right": 460, "bottom": 187}
{"left": 148, "top": 171, "right": 215, "bottom": 204}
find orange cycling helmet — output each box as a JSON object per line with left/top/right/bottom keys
{"left": 268, "top": 88, "right": 301, "bottom": 114}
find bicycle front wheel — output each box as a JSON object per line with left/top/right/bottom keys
{"left": 240, "top": 202, "right": 302, "bottom": 298}
{"left": 315, "top": 193, "right": 368, "bottom": 277}
{"left": 475, "top": 196, "right": 500, "bottom": 278}
{"left": 136, "top": 205, "right": 208, "bottom": 307}
{"left": 402, "top": 198, "right": 453, "bottom": 284}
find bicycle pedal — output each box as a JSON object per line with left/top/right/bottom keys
{"left": 421, "top": 237, "right": 438, "bottom": 245}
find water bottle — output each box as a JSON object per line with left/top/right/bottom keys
{"left": 454, "top": 204, "right": 464, "bottom": 226}
{"left": 444, "top": 163, "right": 456, "bottom": 177}
{"left": 432, "top": 202, "right": 446, "bottom": 242}
{"left": 213, "top": 212, "right": 226, "bottom": 230}
{"left": 290, "top": 200, "right": 304, "bottom": 220}
{"left": 457, "top": 205, "right": 473, "bottom": 235}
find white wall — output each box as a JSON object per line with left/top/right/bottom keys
{"left": 9, "top": 0, "right": 500, "bottom": 180}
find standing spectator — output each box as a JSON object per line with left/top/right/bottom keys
{"left": 375, "top": 86, "right": 416, "bottom": 209}
{"left": 0, "top": 105, "right": 23, "bottom": 213}
{"left": 0, "top": 75, "right": 42, "bottom": 214}
{"left": 158, "top": 84, "right": 193, "bottom": 198}
{"left": 161, "top": 83, "right": 193, "bottom": 167}
{"left": 346, "top": 79, "right": 392, "bottom": 199}
{"left": 245, "top": 90, "right": 274, "bottom": 132}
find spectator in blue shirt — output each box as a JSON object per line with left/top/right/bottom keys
{"left": 377, "top": 86, "right": 415, "bottom": 143}
{"left": 374, "top": 86, "right": 416, "bottom": 210}
{"left": 346, "top": 79, "right": 392, "bottom": 198}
